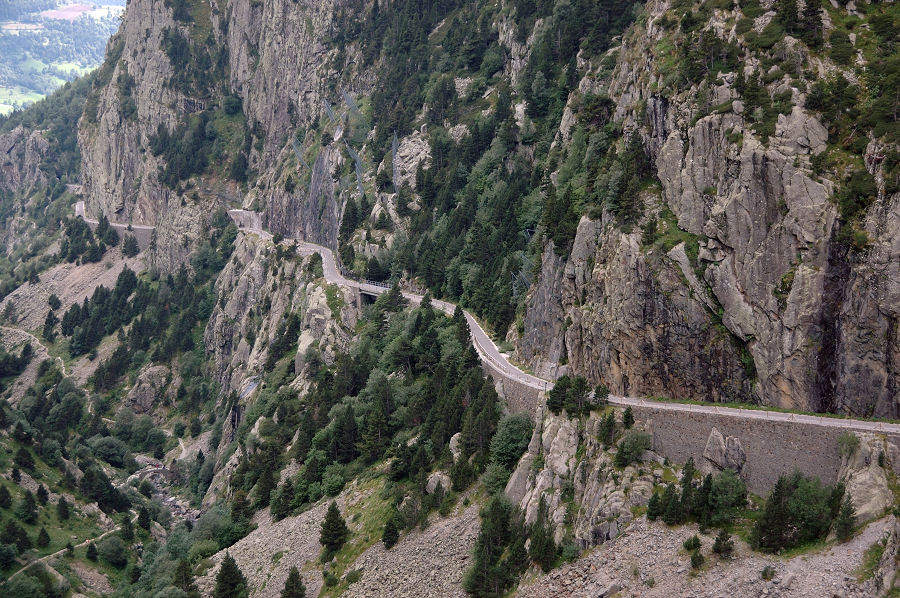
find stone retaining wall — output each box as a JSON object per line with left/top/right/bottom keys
{"left": 481, "top": 360, "right": 544, "bottom": 416}
{"left": 633, "top": 403, "right": 900, "bottom": 495}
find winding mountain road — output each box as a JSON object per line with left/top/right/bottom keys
{"left": 286, "top": 237, "right": 900, "bottom": 437}
{"left": 74, "top": 206, "right": 900, "bottom": 437}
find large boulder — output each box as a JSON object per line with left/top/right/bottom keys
{"left": 702, "top": 427, "right": 747, "bottom": 474}
{"left": 124, "top": 365, "right": 171, "bottom": 415}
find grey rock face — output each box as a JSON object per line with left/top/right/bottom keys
{"left": 0, "top": 126, "right": 48, "bottom": 194}
{"left": 507, "top": 408, "right": 659, "bottom": 550}
{"left": 518, "top": 0, "right": 899, "bottom": 415}
{"left": 124, "top": 365, "right": 172, "bottom": 416}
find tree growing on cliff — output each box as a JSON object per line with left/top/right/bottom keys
{"left": 598, "top": 410, "right": 616, "bottom": 447}
{"left": 546, "top": 375, "right": 569, "bottom": 415}
{"left": 622, "top": 406, "right": 634, "bottom": 429}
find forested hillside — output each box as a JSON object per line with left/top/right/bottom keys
{"left": 0, "top": 0, "right": 897, "bottom": 596}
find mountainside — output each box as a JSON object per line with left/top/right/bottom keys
{"left": 0, "top": 0, "right": 898, "bottom": 596}
{"left": 71, "top": 0, "right": 899, "bottom": 417}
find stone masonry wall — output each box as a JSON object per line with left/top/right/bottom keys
{"left": 633, "top": 404, "right": 900, "bottom": 496}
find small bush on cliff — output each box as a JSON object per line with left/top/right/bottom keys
{"left": 614, "top": 430, "right": 651, "bottom": 467}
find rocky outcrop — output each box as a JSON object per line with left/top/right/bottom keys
{"left": 0, "top": 126, "right": 48, "bottom": 194}
{"left": 838, "top": 433, "right": 899, "bottom": 525}
{"left": 701, "top": 427, "right": 747, "bottom": 475}
{"left": 517, "top": 0, "right": 899, "bottom": 416}
{"left": 521, "top": 213, "right": 749, "bottom": 401}
{"left": 124, "top": 364, "right": 173, "bottom": 416}
{"left": 204, "top": 234, "right": 358, "bottom": 398}
{"left": 507, "top": 408, "right": 658, "bottom": 548}
{"left": 262, "top": 144, "right": 343, "bottom": 249}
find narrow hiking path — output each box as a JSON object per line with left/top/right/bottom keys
{"left": 0, "top": 325, "right": 70, "bottom": 377}
{"left": 6, "top": 513, "right": 139, "bottom": 583}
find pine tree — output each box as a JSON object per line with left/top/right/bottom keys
{"left": 255, "top": 467, "right": 276, "bottom": 508}
{"left": 753, "top": 475, "right": 791, "bottom": 552}
{"left": 86, "top": 542, "right": 97, "bottom": 561}
{"left": 281, "top": 565, "right": 306, "bottom": 598}
{"left": 213, "top": 553, "right": 248, "bottom": 598}
{"left": 36, "top": 527, "right": 50, "bottom": 548}
{"left": 0, "top": 485, "right": 10, "bottom": 508}
{"left": 17, "top": 490, "right": 37, "bottom": 525}
{"left": 56, "top": 496, "right": 69, "bottom": 521}
{"left": 622, "top": 406, "right": 634, "bottom": 429}
{"left": 775, "top": 0, "right": 799, "bottom": 33}
{"left": 835, "top": 495, "right": 856, "bottom": 542}
{"left": 528, "top": 497, "right": 557, "bottom": 572}
{"left": 598, "top": 411, "right": 616, "bottom": 447}
{"left": 661, "top": 483, "right": 681, "bottom": 525}
{"left": 800, "top": 0, "right": 823, "bottom": 47}
{"left": 138, "top": 506, "right": 151, "bottom": 530}
{"left": 173, "top": 558, "right": 200, "bottom": 597}
{"left": 680, "top": 458, "right": 696, "bottom": 519}
{"left": 271, "top": 480, "right": 295, "bottom": 521}
{"left": 647, "top": 491, "right": 662, "bottom": 520}
{"left": 712, "top": 530, "right": 734, "bottom": 557}
{"left": 382, "top": 515, "right": 398, "bottom": 549}
{"left": 319, "top": 501, "right": 349, "bottom": 560}
{"left": 36, "top": 484, "right": 48, "bottom": 505}
{"left": 121, "top": 513, "right": 134, "bottom": 541}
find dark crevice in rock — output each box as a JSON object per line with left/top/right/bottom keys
{"left": 816, "top": 229, "right": 851, "bottom": 413}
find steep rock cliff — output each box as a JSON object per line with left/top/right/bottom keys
{"left": 518, "top": 0, "right": 899, "bottom": 416}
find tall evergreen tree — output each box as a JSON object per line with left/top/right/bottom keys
{"left": 0, "top": 485, "right": 10, "bottom": 509}
{"left": 800, "top": 0, "right": 823, "bottom": 46}
{"left": 528, "top": 497, "right": 557, "bottom": 572}
{"left": 271, "top": 480, "right": 295, "bottom": 521}
{"left": 598, "top": 411, "right": 616, "bottom": 447}
{"left": 173, "top": 558, "right": 200, "bottom": 598}
{"left": 382, "top": 515, "right": 398, "bottom": 549}
{"left": 835, "top": 495, "right": 856, "bottom": 542}
{"left": 753, "top": 475, "right": 791, "bottom": 552}
{"left": 16, "top": 490, "right": 37, "bottom": 525}
{"left": 281, "top": 566, "right": 306, "bottom": 598}
{"left": 622, "top": 406, "right": 634, "bottom": 429}
{"left": 213, "top": 553, "right": 248, "bottom": 598}
{"left": 36, "top": 527, "right": 50, "bottom": 548}
{"left": 121, "top": 513, "right": 134, "bottom": 541}
{"left": 138, "top": 506, "right": 151, "bottom": 530}
{"left": 661, "top": 483, "right": 681, "bottom": 525}
{"left": 57, "top": 496, "right": 70, "bottom": 520}
{"left": 86, "top": 542, "right": 97, "bottom": 561}
{"left": 319, "top": 501, "right": 349, "bottom": 560}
